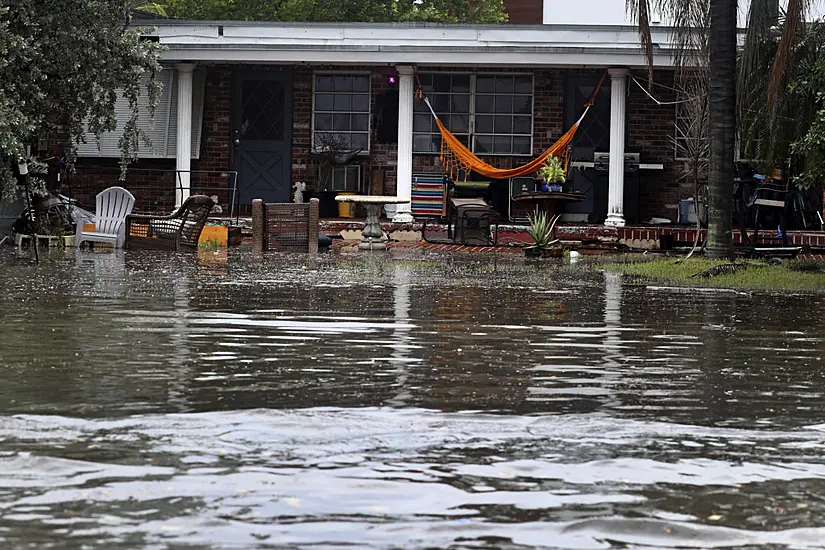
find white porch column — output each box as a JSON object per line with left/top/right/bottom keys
{"left": 175, "top": 63, "right": 196, "bottom": 208}
{"left": 393, "top": 65, "right": 415, "bottom": 223}
{"left": 605, "top": 68, "right": 628, "bottom": 227}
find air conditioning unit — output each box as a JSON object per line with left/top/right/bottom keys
{"left": 321, "top": 164, "right": 361, "bottom": 192}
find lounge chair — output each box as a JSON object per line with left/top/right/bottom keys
{"left": 75, "top": 186, "right": 136, "bottom": 249}
{"left": 124, "top": 195, "right": 215, "bottom": 250}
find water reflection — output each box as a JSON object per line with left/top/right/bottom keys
{"left": 387, "top": 264, "right": 415, "bottom": 407}
{"left": 1, "top": 248, "right": 825, "bottom": 548}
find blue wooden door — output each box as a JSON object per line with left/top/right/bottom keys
{"left": 232, "top": 72, "right": 292, "bottom": 205}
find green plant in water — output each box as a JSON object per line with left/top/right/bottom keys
{"left": 198, "top": 238, "right": 220, "bottom": 250}
{"left": 526, "top": 210, "right": 561, "bottom": 250}
{"left": 538, "top": 156, "right": 566, "bottom": 184}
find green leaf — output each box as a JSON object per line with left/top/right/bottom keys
{"left": 0, "top": 0, "right": 162, "bottom": 196}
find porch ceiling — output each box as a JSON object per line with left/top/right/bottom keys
{"left": 139, "top": 21, "right": 685, "bottom": 68}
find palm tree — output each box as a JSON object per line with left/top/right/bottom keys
{"left": 738, "top": 1, "right": 822, "bottom": 194}
{"left": 628, "top": 0, "right": 814, "bottom": 259}
{"left": 705, "top": 0, "right": 737, "bottom": 258}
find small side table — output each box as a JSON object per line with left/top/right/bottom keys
{"left": 334, "top": 195, "right": 410, "bottom": 251}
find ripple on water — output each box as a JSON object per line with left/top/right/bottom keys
{"left": 1, "top": 409, "right": 825, "bottom": 547}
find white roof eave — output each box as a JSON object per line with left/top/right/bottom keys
{"left": 143, "top": 21, "right": 687, "bottom": 68}
{"left": 157, "top": 45, "right": 681, "bottom": 68}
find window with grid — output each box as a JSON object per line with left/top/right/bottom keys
{"left": 313, "top": 74, "right": 371, "bottom": 152}
{"left": 413, "top": 73, "right": 533, "bottom": 156}
{"left": 674, "top": 99, "right": 708, "bottom": 162}
{"left": 413, "top": 74, "right": 471, "bottom": 154}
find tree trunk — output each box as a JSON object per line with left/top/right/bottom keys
{"left": 706, "top": 0, "right": 737, "bottom": 259}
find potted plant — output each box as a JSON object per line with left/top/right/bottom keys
{"left": 537, "top": 156, "right": 566, "bottom": 193}
{"left": 524, "top": 210, "right": 562, "bottom": 257}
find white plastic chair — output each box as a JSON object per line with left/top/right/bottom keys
{"left": 75, "top": 186, "right": 135, "bottom": 248}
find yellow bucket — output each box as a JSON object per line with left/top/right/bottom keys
{"left": 337, "top": 192, "right": 355, "bottom": 218}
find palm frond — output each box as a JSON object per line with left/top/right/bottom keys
{"left": 659, "top": 0, "right": 709, "bottom": 73}
{"left": 739, "top": 0, "right": 776, "bottom": 117}
{"left": 628, "top": 0, "right": 709, "bottom": 85}
{"left": 627, "top": 0, "right": 654, "bottom": 84}
{"left": 767, "top": 0, "right": 813, "bottom": 108}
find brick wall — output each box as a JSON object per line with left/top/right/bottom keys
{"left": 292, "top": 68, "right": 313, "bottom": 189}
{"left": 70, "top": 158, "right": 177, "bottom": 213}
{"left": 502, "top": 0, "right": 544, "bottom": 24}
{"left": 627, "top": 69, "right": 690, "bottom": 221}
{"left": 191, "top": 65, "right": 233, "bottom": 205}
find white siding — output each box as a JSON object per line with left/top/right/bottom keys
{"left": 77, "top": 67, "right": 205, "bottom": 159}
{"left": 543, "top": 0, "right": 825, "bottom": 26}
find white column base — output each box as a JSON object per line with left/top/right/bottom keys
{"left": 604, "top": 213, "right": 626, "bottom": 227}
{"left": 392, "top": 212, "right": 415, "bottom": 224}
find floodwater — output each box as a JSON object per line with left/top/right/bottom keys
{"left": 1, "top": 248, "right": 825, "bottom": 550}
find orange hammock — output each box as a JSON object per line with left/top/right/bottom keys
{"left": 419, "top": 72, "right": 606, "bottom": 181}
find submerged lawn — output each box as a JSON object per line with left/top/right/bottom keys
{"left": 609, "top": 257, "right": 825, "bottom": 293}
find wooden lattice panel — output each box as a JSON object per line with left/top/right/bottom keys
{"left": 262, "top": 200, "right": 320, "bottom": 253}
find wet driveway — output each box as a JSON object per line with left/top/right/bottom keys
{"left": 1, "top": 248, "right": 825, "bottom": 549}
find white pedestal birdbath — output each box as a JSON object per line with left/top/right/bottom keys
{"left": 334, "top": 195, "right": 410, "bottom": 251}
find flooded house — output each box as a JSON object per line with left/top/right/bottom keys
{"left": 71, "top": 0, "right": 690, "bottom": 228}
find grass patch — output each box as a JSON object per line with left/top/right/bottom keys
{"left": 608, "top": 257, "right": 825, "bottom": 293}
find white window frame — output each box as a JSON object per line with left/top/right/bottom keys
{"left": 413, "top": 72, "right": 535, "bottom": 157}
{"left": 312, "top": 71, "right": 372, "bottom": 154}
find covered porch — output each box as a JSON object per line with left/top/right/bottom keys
{"left": 72, "top": 19, "right": 688, "bottom": 230}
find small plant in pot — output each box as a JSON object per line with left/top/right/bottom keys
{"left": 525, "top": 210, "right": 562, "bottom": 257}
{"left": 537, "top": 156, "right": 566, "bottom": 193}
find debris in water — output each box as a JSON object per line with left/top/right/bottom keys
{"left": 690, "top": 263, "right": 747, "bottom": 279}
